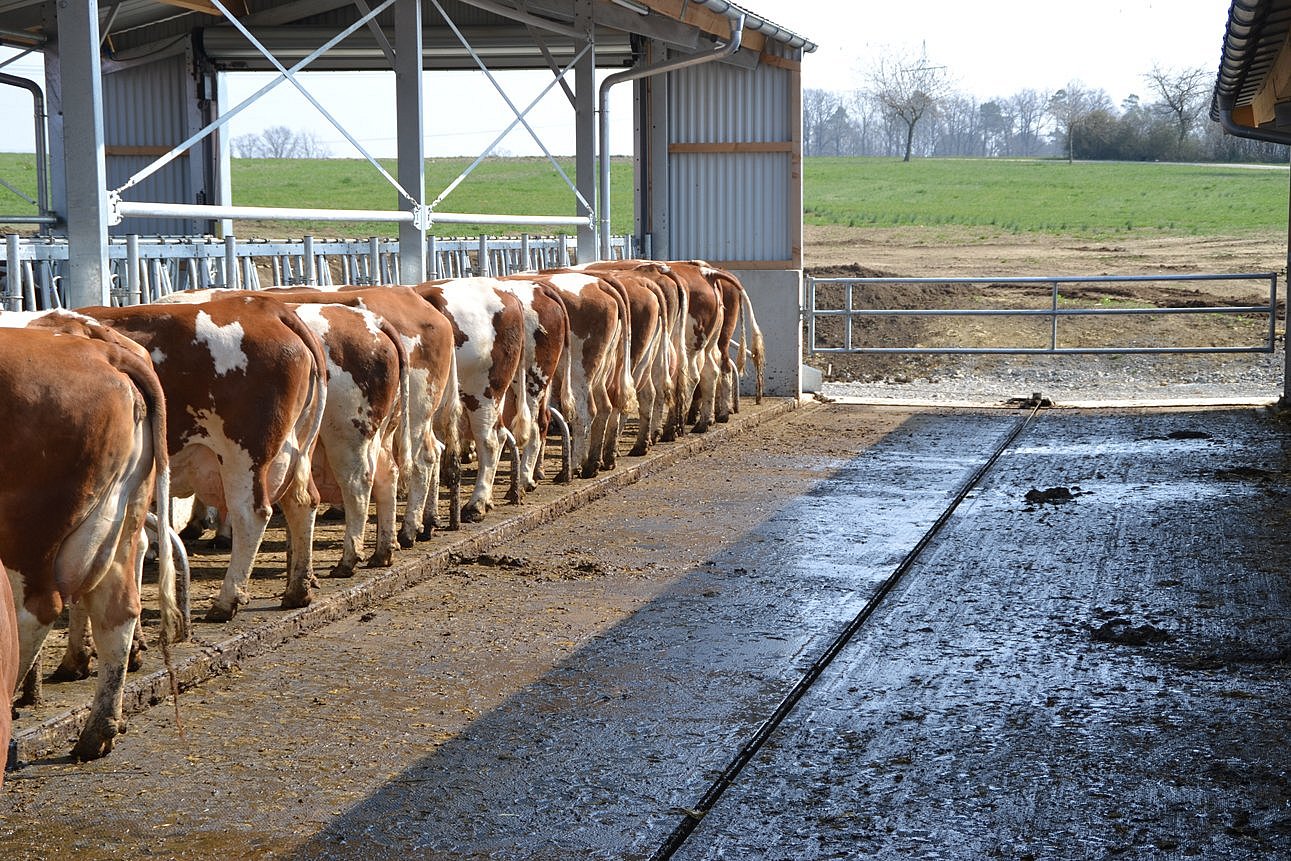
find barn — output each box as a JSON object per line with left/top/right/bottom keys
{"left": 0, "top": 0, "right": 812, "bottom": 396}
{"left": 8, "top": 2, "right": 1291, "bottom": 858}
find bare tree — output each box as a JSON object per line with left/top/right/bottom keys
{"left": 1049, "top": 83, "right": 1111, "bottom": 162}
{"left": 230, "top": 126, "right": 332, "bottom": 158}
{"left": 804, "top": 89, "right": 845, "bottom": 156}
{"left": 1143, "top": 64, "right": 1211, "bottom": 146}
{"left": 1008, "top": 89, "right": 1050, "bottom": 157}
{"left": 866, "top": 46, "right": 953, "bottom": 162}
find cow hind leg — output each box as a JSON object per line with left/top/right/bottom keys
{"left": 50, "top": 603, "right": 93, "bottom": 681}
{"left": 367, "top": 447, "right": 399, "bottom": 569}
{"left": 70, "top": 559, "right": 141, "bottom": 762}
{"left": 208, "top": 502, "right": 271, "bottom": 622}
{"left": 278, "top": 481, "right": 320, "bottom": 610}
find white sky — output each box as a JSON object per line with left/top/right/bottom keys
{"left": 0, "top": 0, "right": 1234, "bottom": 157}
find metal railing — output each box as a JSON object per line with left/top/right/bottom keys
{"left": 805, "top": 273, "right": 1280, "bottom": 356}
{"left": 0, "top": 232, "right": 638, "bottom": 310}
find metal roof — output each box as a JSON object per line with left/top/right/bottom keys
{"left": 1211, "top": 0, "right": 1291, "bottom": 141}
{"left": 0, "top": 0, "right": 814, "bottom": 73}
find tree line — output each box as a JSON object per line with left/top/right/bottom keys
{"left": 806, "top": 49, "right": 1288, "bottom": 163}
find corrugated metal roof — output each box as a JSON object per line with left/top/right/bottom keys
{"left": 1213, "top": 0, "right": 1291, "bottom": 111}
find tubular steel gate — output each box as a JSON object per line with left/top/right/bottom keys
{"left": 0, "top": 233, "right": 638, "bottom": 311}
{"left": 805, "top": 273, "right": 1280, "bottom": 356}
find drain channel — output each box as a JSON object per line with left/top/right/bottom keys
{"left": 648, "top": 399, "right": 1047, "bottom": 860}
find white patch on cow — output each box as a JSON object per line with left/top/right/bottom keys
{"left": 292, "top": 304, "right": 331, "bottom": 336}
{"left": 6, "top": 569, "right": 50, "bottom": 678}
{"left": 194, "top": 310, "right": 248, "bottom": 376}
{"left": 544, "top": 272, "right": 598, "bottom": 295}
{"left": 151, "top": 347, "right": 167, "bottom": 366}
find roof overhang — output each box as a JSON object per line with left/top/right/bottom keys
{"left": 1212, "top": 0, "right": 1291, "bottom": 144}
{"left": 0, "top": 0, "right": 814, "bottom": 73}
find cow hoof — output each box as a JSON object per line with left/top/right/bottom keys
{"left": 364, "top": 550, "right": 394, "bottom": 569}
{"left": 207, "top": 534, "right": 233, "bottom": 551}
{"left": 691, "top": 421, "right": 710, "bottom": 434}
{"left": 205, "top": 602, "right": 239, "bottom": 623}
{"left": 628, "top": 444, "right": 648, "bottom": 457}
{"left": 716, "top": 413, "right": 730, "bottom": 424}
{"left": 281, "top": 588, "right": 315, "bottom": 610}
{"left": 398, "top": 528, "right": 416, "bottom": 549}
{"left": 48, "top": 662, "right": 92, "bottom": 682}
{"left": 327, "top": 562, "right": 356, "bottom": 579}
{"left": 71, "top": 719, "right": 124, "bottom": 762}
{"left": 318, "top": 505, "right": 346, "bottom": 522}
{"left": 460, "top": 505, "right": 486, "bottom": 524}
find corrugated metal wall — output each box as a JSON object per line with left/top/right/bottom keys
{"left": 103, "top": 53, "right": 201, "bottom": 236}
{"left": 667, "top": 56, "right": 797, "bottom": 265}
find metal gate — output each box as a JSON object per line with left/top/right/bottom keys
{"left": 805, "top": 272, "right": 1280, "bottom": 356}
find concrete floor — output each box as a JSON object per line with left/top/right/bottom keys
{"left": 3, "top": 402, "right": 1291, "bottom": 860}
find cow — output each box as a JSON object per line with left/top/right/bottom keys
{"left": 85, "top": 294, "right": 327, "bottom": 622}
{"left": 690, "top": 261, "right": 766, "bottom": 420}
{"left": 576, "top": 259, "right": 692, "bottom": 442}
{"left": 159, "top": 285, "right": 463, "bottom": 543}
{"left": 528, "top": 270, "right": 636, "bottom": 478}
{"left": 0, "top": 308, "right": 192, "bottom": 676}
{"left": 1, "top": 559, "right": 17, "bottom": 782}
{"left": 0, "top": 327, "right": 179, "bottom": 760}
{"left": 290, "top": 303, "right": 407, "bottom": 577}
{"left": 413, "top": 279, "right": 527, "bottom": 522}
{"left": 494, "top": 275, "right": 575, "bottom": 488}
{"left": 593, "top": 269, "right": 671, "bottom": 456}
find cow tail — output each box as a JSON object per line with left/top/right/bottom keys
{"left": 537, "top": 281, "right": 577, "bottom": 426}
{"left": 736, "top": 279, "right": 766, "bottom": 404}
{"left": 113, "top": 346, "right": 186, "bottom": 734}
{"left": 277, "top": 304, "right": 329, "bottom": 458}
{"left": 377, "top": 315, "right": 413, "bottom": 474}
{"left": 601, "top": 274, "right": 638, "bottom": 418}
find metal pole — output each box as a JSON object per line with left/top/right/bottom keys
{"left": 395, "top": 0, "right": 426, "bottom": 284}
{"left": 56, "top": 0, "right": 111, "bottom": 309}
{"left": 224, "top": 235, "right": 238, "bottom": 289}
{"left": 127, "top": 234, "right": 142, "bottom": 304}
{"left": 4, "top": 234, "right": 18, "bottom": 310}
{"left": 1050, "top": 280, "right": 1060, "bottom": 351}
{"left": 478, "top": 234, "right": 490, "bottom": 277}
{"left": 303, "top": 235, "right": 316, "bottom": 286}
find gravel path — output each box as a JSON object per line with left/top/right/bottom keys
{"left": 818, "top": 343, "right": 1286, "bottom": 405}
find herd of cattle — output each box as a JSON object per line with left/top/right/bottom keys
{"left": 0, "top": 258, "right": 765, "bottom": 773}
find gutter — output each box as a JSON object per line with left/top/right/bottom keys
{"left": 597, "top": 9, "right": 745, "bottom": 259}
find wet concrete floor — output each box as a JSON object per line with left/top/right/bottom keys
{"left": 3, "top": 402, "right": 1291, "bottom": 860}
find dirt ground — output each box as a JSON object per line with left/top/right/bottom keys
{"left": 801, "top": 225, "right": 1289, "bottom": 385}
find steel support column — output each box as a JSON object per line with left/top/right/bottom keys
{"left": 55, "top": 0, "right": 110, "bottom": 308}
{"left": 574, "top": 0, "right": 597, "bottom": 262}
{"left": 395, "top": 0, "right": 426, "bottom": 284}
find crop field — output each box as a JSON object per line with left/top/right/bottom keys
{"left": 0, "top": 154, "right": 1286, "bottom": 240}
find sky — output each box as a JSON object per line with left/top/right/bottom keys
{"left": 0, "top": 0, "right": 1235, "bottom": 158}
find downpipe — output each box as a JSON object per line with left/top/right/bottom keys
{"left": 596, "top": 9, "right": 745, "bottom": 260}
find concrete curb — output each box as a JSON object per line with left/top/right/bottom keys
{"left": 13, "top": 396, "right": 810, "bottom": 763}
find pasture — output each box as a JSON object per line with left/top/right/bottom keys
{"left": 1, "top": 154, "right": 1286, "bottom": 241}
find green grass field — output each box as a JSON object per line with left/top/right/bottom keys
{"left": 804, "top": 158, "right": 1290, "bottom": 237}
{"left": 0, "top": 153, "right": 1286, "bottom": 239}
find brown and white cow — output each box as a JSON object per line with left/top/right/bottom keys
{"left": 414, "top": 278, "right": 527, "bottom": 522}
{"left": 577, "top": 260, "right": 692, "bottom": 442}
{"left": 86, "top": 295, "right": 327, "bottom": 622}
{"left": 291, "top": 303, "right": 407, "bottom": 577}
{"left": 688, "top": 261, "right": 766, "bottom": 420}
{"left": 0, "top": 327, "right": 179, "bottom": 760}
{"left": 527, "top": 270, "right": 636, "bottom": 478}
{"left": 162, "top": 285, "right": 463, "bottom": 543}
{"left": 0, "top": 308, "right": 192, "bottom": 672}
{"left": 495, "top": 275, "right": 575, "bottom": 488}
{"left": 1, "top": 559, "right": 18, "bottom": 782}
